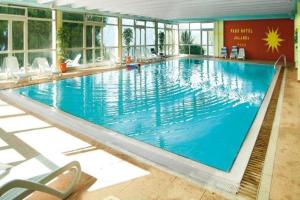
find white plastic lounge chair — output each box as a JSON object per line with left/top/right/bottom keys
{"left": 0, "top": 154, "right": 81, "bottom": 200}
{"left": 96, "top": 52, "right": 119, "bottom": 66}
{"left": 146, "top": 48, "right": 162, "bottom": 62}
{"left": 220, "top": 47, "right": 227, "bottom": 59}
{"left": 237, "top": 48, "right": 245, "bottom": 60}
{"left": 65, "top": 54, "right": 81, "bottom": 67}
{"left": 4, "top": 56, "right": 31, "bottom": 82}
{"left": 32, "top": 57, "right": 61, "bottom": 77}
{"left": 230, "top": 46, "right": 238, "bottom": 59}
{"left": 135, "top": 49, "right": 149, "bottom": 63}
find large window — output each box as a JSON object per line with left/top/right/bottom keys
{"left": 28, "top": 8, "right": 54, "bottom": 66}
{"left": 103, "top": 17, "right": 118, "bottom": 62}
{"left": 62, "top": 12, "right": 84, "bottom": 64}
{"left": 0, "top": 5, "right": 55, "bottom": 78}
{"left": 122, "top": 18, "right": 135, "bottom": 60}
{"left": 179, "top": 22, "right": 214, "bottom": 56}
{"left": 0, "top": 6, "right": 26, "bottom": 76}
{"left": 146, "top": 21, "right": 155, "bottom": 56}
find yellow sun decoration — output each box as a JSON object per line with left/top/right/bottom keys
{"left": 263, "top": 28, "right": 284, "bottom": 53}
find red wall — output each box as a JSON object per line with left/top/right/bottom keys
{"left": 224, "top": 19, "right": 294, "bottom": 62}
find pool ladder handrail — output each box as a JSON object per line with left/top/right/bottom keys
{"left": 274, "top": 54, "right": 287, "bottom": 69}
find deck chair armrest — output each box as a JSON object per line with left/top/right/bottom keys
{"left": 65, "top": 59, "right": 71, "bottom": 64}
{"left": 0, "top": 179, "right": 65, "bottom": 199}
{"left": 0, "top": 161, "right": 81, "bottom": 199}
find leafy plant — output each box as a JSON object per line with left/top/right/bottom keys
{"left": 57, "top": 27, "right": 70, "bottom": 63}
{"left": 180, "top": 30, "right": 193, "bottom": 45}
{"left": 158, "top": 31, "right": 165, "bottom": 53}
{"left": 123, "top": 28, "right": 133, "bottom": 56}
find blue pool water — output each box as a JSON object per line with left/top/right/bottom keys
{"left": 16, "top": 58, "right": 276, "bottom": 172}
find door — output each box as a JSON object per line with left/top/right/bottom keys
{"left": 85, "top": 24, "right": 103, "bottom": 64}
{"left": 201, "top": 30, "right": 214, "bottom": 56}
{"left": 135, "top": 27, "right": 145, "bottom": 60}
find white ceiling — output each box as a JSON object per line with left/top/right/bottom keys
{"left": 35, "top": 0, "right": 293, "bottom": 20}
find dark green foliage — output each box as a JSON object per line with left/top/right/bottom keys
{"left": 123, "top": 28, "right": 133, "bottom": 56}
{"left": 28, "top": 20, "right": 52, "bottom": 49}
{"left": 0, "top": 21, "right": 8, "bottom": 51}
{"left": 63, "top": 23, "right": 83, "bottom": 48}
{"left": 180, "top": 30, "right": 193, "bottom": 45}
{"left": 190, "top": 45, "right": 204, "bottom": 55}
{"left": 63, "top": 12, "right": 84, "bottom": 21}
{"left": 0, "top": 6, "right": 25, "bottom": 15}
{"left": 28, "top": 8, "right": 51, "bottom": 18}
{"left": 57, "top": 27, "right": 71, "bottom": 62}
{"left": 158, "top": 32, "right": 165, "bottom": 52}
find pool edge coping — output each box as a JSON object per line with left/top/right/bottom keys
{"left": 0, "top": 64, "right": 281, "bottom": 194}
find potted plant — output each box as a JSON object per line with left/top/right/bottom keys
{"left": 158, "top": 31, "right": 165, "bottom": 56}
{"left": 123, "top": 28, "right": 133, "bottom": 64}
{"left": 57, "top": 27, "right": 70, "bottom": 73}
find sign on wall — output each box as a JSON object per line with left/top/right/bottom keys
{"left": 224, "top": 19, "right": 294, "bottom": 62}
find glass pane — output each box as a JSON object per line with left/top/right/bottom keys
{"left": 0, "top": 20, "right": 8, "bottom": 51}
{"left": 64, "top": 22, "right": 83, "bottom": 48}
{"left": 103, "top": 48, "right": 118, "bottom": 61}
{"left": 87, "top": 15, "right": 103, "bottom": 22}
{"left": 65, "top": 49, "right": 83, "bottom": 64}
{"left": 103, "top": 25, "right": 118, "bottom": 47}
{"left": 202, "top": 46, "right": 208, "bottom": 56}
{"left": 86, "top": 26, "right": 93, "bottom": 47}
{"left": 122, "top": 19, "right": 134, "bottom": 26}
{"left": 202, "top": 23, "right": 214, "bottom": 29}
{"left": 208, "top": 46, "right": 214, "bottom": 56}
{"left": 95, "top": 48, "right": 102, "bottom": 61}
{"left": 158, "top": 23, "right": 164, "bottom": 28}
{"left": 190, "top": 23, "right": 200, "bottom": 30}
{"left": 166, "top": 24, "right": 172, "bottom": 29}
{"left": 28, "top": 51, "right": 53, "bottom": 67}
{"left": 146, "top": 21, "right": 155, "bottom": 27}
{"left": 14, "top": 53, "right": 24, "bottom": 68}
{"left": 179, "top": 45, "right": 189, "bottom": 54}
{"left": 174, "top": 29, "right": 178, "bottom": 45}
{"left": 28, "top": 8, "right": 51, "bottom": 18}
{"left": 63, "top": 12, "right": 84, "bottom": 21}
{"left": 208, "top": 31, "right": 214, "bottom": 45}
{"left": 179, "top": 23, "right": 189, "bottom": 29}
{"left": 190, "top": 45, "right": 204, "bottom": 55}
{"left": 191, "top": 30, "right": 200, "bottom": 44}
{"left": 95, "top": 26, "right": 102, "bottom": 47}
{"left": 146, "top": 28, "right": 155, "bottom": 45}
{"left": 106, "top": 17, "right": 117, "bottom": 24}
{"left": 136, "top": 28, "right": 140, "bottom": 46}
{"left": 0, "top": 6, "right": 25, "bottom": 15}
{"left": 141, "top": 29, "right": 145, "bottom": 45}
{"left": 86, "top": 49, "right": 93, "bottom": 63}
{"left": 28, "top": 20, "right": 52, "bottom": 49}
{"left": 180, "top": 30, "right": 192, "bottom": 45}
{"left": 122, "top": 27, "right": 134, "bottom": 46}
{"left": 0, "top": 53, "right": 8, "bottom": 72}
{"left": 12, "top": 21, "right": 24, "bottom": 50}
{"left": 202, "top": 31, "right": 208, "bottom": 45}
{"left": 136, "top": 21, "right": 145, "bottom": 26}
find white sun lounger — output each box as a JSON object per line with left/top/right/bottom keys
{"left": 237, "top": 48, "right": 246, "bottom": 60}
{"left": 0, "top": 153, "right": 81, "bottom": 200}
{"left": 220, "top": 47, "right": 228, "bottom": 59}
{"left": 32, "top": 57, "right": 61, "bottom": 77}
{"left": 230, "top": 46, "right": 238, "bottom": 59}
{"left": 65, "top": 54, "right": 81, "bottom": 67}
{"left": 4, "top": 56, "right": 31, "bottom": 82}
